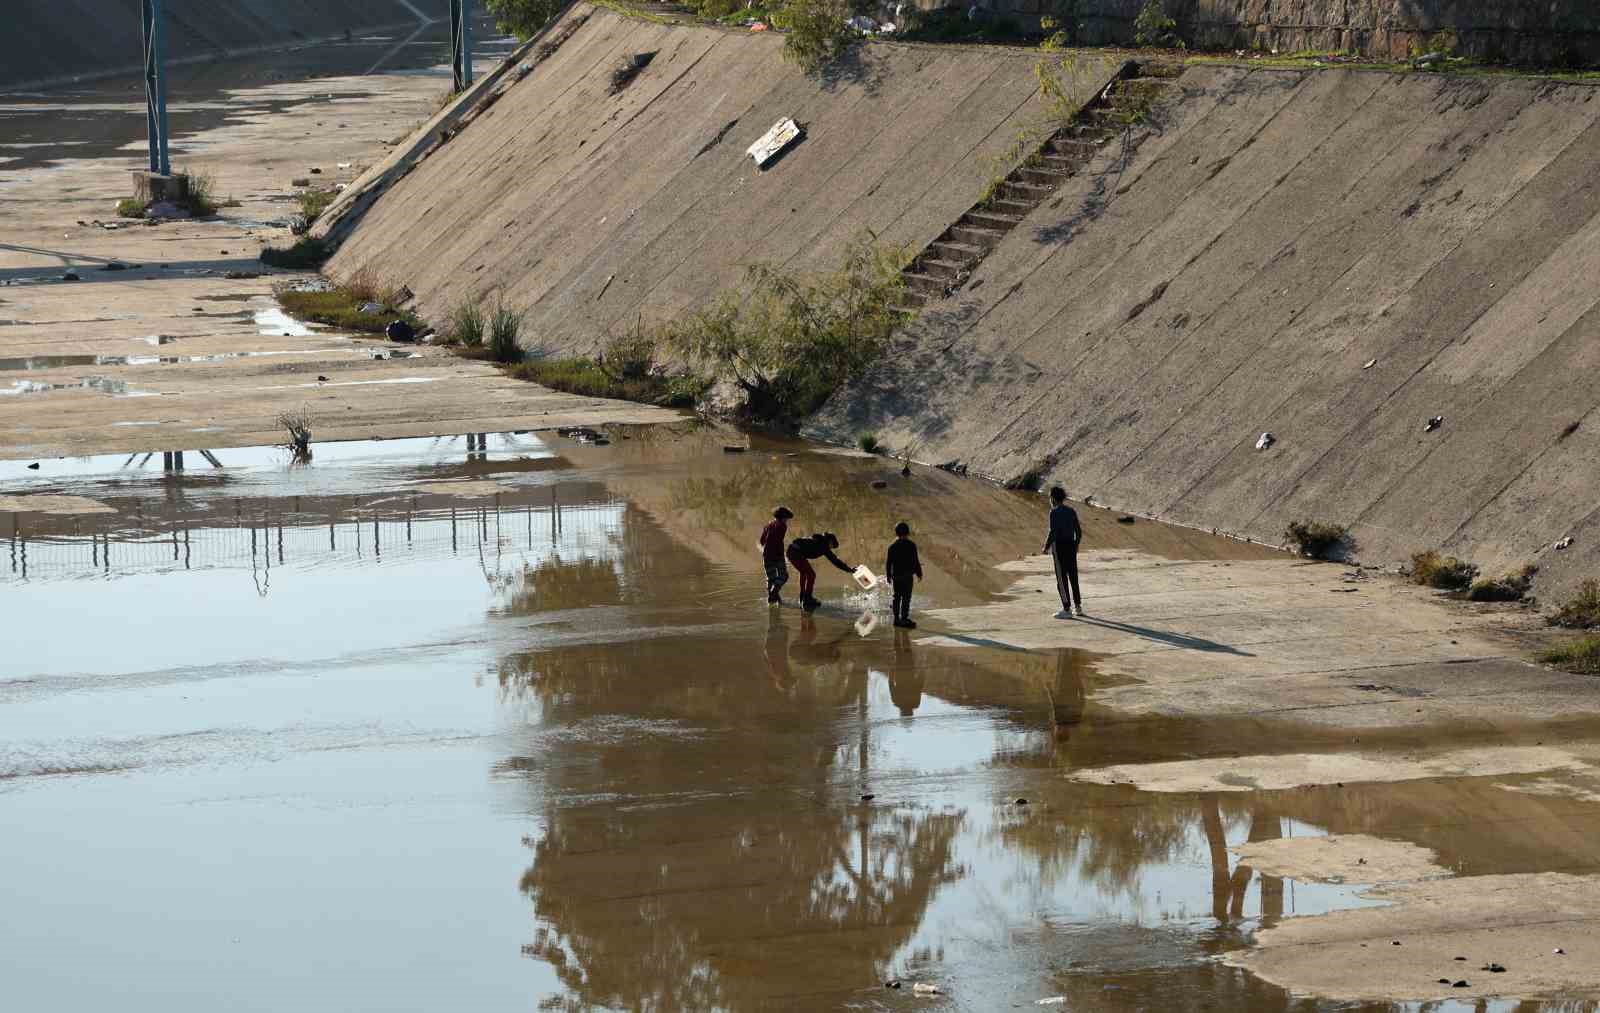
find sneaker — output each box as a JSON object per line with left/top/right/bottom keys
{"left": 802, "top": 596, "right": 821, "bottom": 612}
{"left": 902, "top": 618, "right": 917, "bottom": 629}
{"left": 1074, "top": 605, "right": 1085, "bottom": 617}
{"left": 768, "top": 590, "right": 780, "bottom": 605}
{"left": 1054, "top": 609, "right": 1073, "bottom": 620}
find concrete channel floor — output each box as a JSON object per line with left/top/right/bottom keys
{"left": 6, "top": 23, "right": 1600, "bottom": 1012}
{"left": 0, "top": 21, "right": 677, "bottom": 464}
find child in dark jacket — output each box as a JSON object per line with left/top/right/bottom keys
{"left": 758, "top": 506, "right": 794, "bottom": 604}
{"left": 786, "top": 531, "right": 855, "bottom": 611}
{"left": 885, "top": 521, "right": 923, "bottom": 628}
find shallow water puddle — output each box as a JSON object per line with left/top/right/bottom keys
{"left": 2, "top": 428, "right": 1594, "bottom": 1011}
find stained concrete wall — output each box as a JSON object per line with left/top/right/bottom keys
{"left": 326, "top": 7, "right": 1121, "bottom": 351}
{"left": 811, "top": 64, "right": 1600, "bottom": 591}
{"left": 971, "top": 1, "right": 1600, "bottom": 65}
{"left": 4, "top": 0, "right": 425, "bottom": 90}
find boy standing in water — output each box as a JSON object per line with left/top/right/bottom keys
{"left": 885, "top": 521, "right": 923, "bottom": 628}
{"left": 1043, "top": 486, "right": 1084, "bottom": 618}
{"left": 758, "top": 506, "right": 794, "bottom": 605}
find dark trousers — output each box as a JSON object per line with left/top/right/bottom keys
{"left": 1053, "top": 547, "right": 1081, "bottom": 609}
{"left": 787, "top": 551, "right": 817, "bottom": 599}
{"left": 891, "top": 577, "right": 914, "bottom": 620}
{"left": 765, "top": 559, "right": 788, "bottom": 601}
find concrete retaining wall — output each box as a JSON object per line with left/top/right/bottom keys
{"left": 4, "top": 0, "right": 425, "bottom": 90}
{"left": 811, "top": 64, "right": 1600, "bottom": 591}
{"left": 326, "top": 7, "right": 1120, "bottom": 354}
{"left": 332, "top": 5, "right": 1600, "bottom": 592}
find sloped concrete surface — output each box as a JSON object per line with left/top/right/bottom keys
{"left": 325, "top": 6, "right": 1121, "bottom": 353}
{"left": 813, "top": 65, "right": 1600, "bottom": 594}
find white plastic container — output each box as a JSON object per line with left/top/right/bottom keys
{"left": 852, "top": 565, "right": 878, "bottom": 590}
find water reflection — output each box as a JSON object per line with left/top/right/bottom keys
{"left": 6, "top": 426, "right": 1600, "bottom": 1011}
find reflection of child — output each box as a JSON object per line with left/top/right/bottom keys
{"left": 758, "top": 506, "right": 793, "bottom": 605}
{"left": 884, "top": 521, "right": 923, "bottom": 628}
{"left": 887, "top": 628, "right": 922, "bottom": 716}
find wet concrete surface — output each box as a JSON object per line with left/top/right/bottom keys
{"left": 6, "top": 426, "right": 1600, "bottom": 1011}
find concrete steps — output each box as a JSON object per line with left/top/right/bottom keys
{"left": 899, "top": 59, "right": 1161, "bottom": 311}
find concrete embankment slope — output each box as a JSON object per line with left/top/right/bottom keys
{"left": 5, "top": 0, "right": 425, "bottom": 90}
{"left": 324, "top": 5, "right": 1120, "bottom": 348}
{"left": 811, "top": 65, "right": 1600, "bottom": 592}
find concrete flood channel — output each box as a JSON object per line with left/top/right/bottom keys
{"left": 1, "top": 424, "right": 1596, "bottom": 1011}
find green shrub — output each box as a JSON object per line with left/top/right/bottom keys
{"left": 485, "top": 0, "right": 564, "bottom": 38}
{"left": 1468, "top": 565, "right": 1536, "bottom": 602}
{"left": 1551, "top": 579, "right": 1600, "bottom": 629}
{"left": 1285, "top": 520, "right": 1348, "bottom": 560}
{"left": 507, "top": 356, "right": 704, "bottom": 408}
{"left": 260, "top": 238, "right": 332, "bottom": 269}
{"left": 176, "top": 168, "right": 218, "bottom": 217}
{"left": 488, "top": 297, "right": 525, "bottom": 363}
{"left": 297, "top": 188, "right": 336, "bottom": 221}
{"left": 116, "top": 197, "right": 147, "bottom": 219}
{"left": 1539, "top": 636, "right": 1600, "bottom": 674}
{"left": 276, "top": 287, "right": 418, "bottom": 333}
{"left": 1409, "top": 550, "right": 1478, "bottom": 590}
{"left": 447, "top": 299, "right": 486, "bottom": 347}
{"left": 661, "top": 234, "right": 909, "bottom": 423}
{"left": 1132, "top": 0, "right": 1181, "bottom": 48}
{"left": 858, "top": 432, "right": 880, "bottom": 454}
{"left": 772, "top": 0, "right": 854, "bottom": 74}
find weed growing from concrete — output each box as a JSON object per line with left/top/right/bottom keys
{"left": 1409, "top": 550, "right": 1478, "bottom": 590}
{"left": 487, "top": 297, "right": 525, "bottom": 363}
{"left": 276, "top": 410, "right": 313, "bottom": 461}
{"left": 445, "top": 300, "right": 486, "bottom": 348}
{"left": 276, "top": 270, "right": 418, "bottom": 334}
{"left": 1285, "top": 521, "right": 1349, "bottom": 560}
{"left": 260, "top": 238, "right": 332, "bottom": 269}
{"left": 1468, "top": 565, "right": 1536, "bottom": 602}
{"left": 1539, "top": 636, "right": 1600, "bottom": 674}
{"left": 115, "top": 198, "right": 146, "bottom": 219}
{"left": 1550, "top": 579, "right": 1600, "bottom": 629}
{"left": 609, "top": 52, "right": 655, "bottom": 94}
{"left": 297, "top": 188, "right": 336, "bottom": 221}
{"left": 857, "top": 432, "right": 880, "bottom": 454}
{"left": 176, "top": 168, "right": 219, "bottom": 217}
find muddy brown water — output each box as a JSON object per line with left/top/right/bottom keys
{"left": 2, "top": 426, "right": 1595, "bottom": 1011}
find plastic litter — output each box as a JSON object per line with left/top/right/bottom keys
{"left": 912, "top": 983, "right": 941, "bottom": 995}
{"left": 853, "top": 565, "right": 879, "bottom": 590}
{"left": 855, "top": 610, "right": 878, "bottom": 637}
{"left": 1255, "top": 432, "right": 1274, "bottom": 450}
{"left": 846, "top": 15, "right": 877, "bottom": 32}
{"left": 1555, "top": 537, "right": 1574, "bottom": 550}
{"left": 1037, "top": 1000, "right": 1067, "bottom": 1007}
{"left": 1363, "top": 358, "right": 1377, "bottom": 369}
{"left": 1425, "top": 415, "right": 1444, "bottom": 432}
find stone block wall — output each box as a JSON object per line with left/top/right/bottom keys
{"left": 960, "top": 0, "right": 1600, "bottom": 64}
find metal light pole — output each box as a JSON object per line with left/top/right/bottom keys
{"left": 140, "top": 0, "right": 171, "bottom": 176}
{"left": 451, "top": 0, "right": 473, "bottom": 92}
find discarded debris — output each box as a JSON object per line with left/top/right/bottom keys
{"left": 1482, "top": 963, "right": 1506, "bottom": 973}
{"left": 1555, "top": 536, "right": 1574, "bottom": 550}
{"left": 1116, "top": 515, "right": 1136, "bottom": 524}
{"left": 870, "top": 479, "right": 888, "bottom": 489}
{"left": 1425, "top": 416, "right": 1444, "bottom": 432}
{"left": 860, "top": 793, "right": 874, "bottom": 801}
{"left": 912, "top": 983, "right": 941, "bottom": 995}
{"left": 1255, "top": 432, "right": 1275, "bottom": 450}
{"left": 386, "top": 320, "right": 416, "bottom": 343}
{"left": 722, "top": 445, "right": 746, "bottom": 453}
{"left": 846, "top": 15, "right": 878, "bottom": 32}
{"left": 609, "top": 52, "right": 656, "bottom": 95}
{"left": 60, "top": 271, "right": 80, "bottom": 282}
{"left": 885, "top": 980, "right": 901, "bottom": 989}
{"left": 1037, "top": 1000, "right": 1067, "bottom": 1008}
{"left": 1014, "top": 797, "right": 1029, "bottom": 806}
{"left": 1363, "top": 358, "right": 1377, "bottom": 369}
{"left": 1452, "top": 980, "right": 1469, "bottom": 988}
{"left": 747, "top": 117, "right": 802, "bottom": 168}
